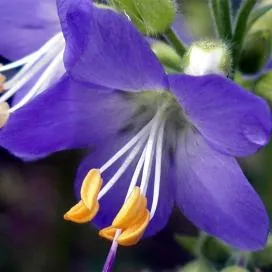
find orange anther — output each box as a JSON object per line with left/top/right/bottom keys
{"left": 99, "top": 226, "right": 118, "bottom": 241}
{"left": 99, "top": 187, "right": 150, "bottom": 246}
{"left": 64, "top": 200, "right": 99, "bottom": 223}
{"left": 0, "top": 102, "right": 10, "bottom": 128}
{"left": 128, "top": 197, "right": 147, "bottom": 226}
{"left": 117, "top": 210, "right": 150, "bottom": 246}
{"left": 0, "top": 73, "right": 6, "bottom": 93}
{"left": 64, "top": 169, "right": 103, "bottom": 224}
{"left": 99, "top": 210, "right": 150, "bottom": 246}
{"left": 80, "top": 169, "right": 103, "bottom": 210}
{"left": 112, "top": 187, "right": 144, "bottom": 228}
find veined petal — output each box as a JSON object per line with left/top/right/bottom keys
{"left": 0, "top": 0, "right": 60, "bottom": 60}
{"left": 174, "top": 129, "right": 269, "bottom": 250}
{"left": 75, "top": 137, "right": 173, "bottom": 238}
{"left": 57, "top": 0, "right": 168, "bottom": 91}
{"left": 0, "top": 75, "right": 133, "bottom": 160}
{"left": 169, "top": 74, "right": 272, "bottom": 157}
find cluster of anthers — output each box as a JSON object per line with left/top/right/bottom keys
{"left": 64, "top": 109, "right": 167, "bottom": 247}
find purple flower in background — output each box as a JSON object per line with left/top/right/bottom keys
{"left": 0, "top": 0, "right": 271, "bottom": 269}
{"left": 0, "top": 0, "right": 64, "bottom": 120}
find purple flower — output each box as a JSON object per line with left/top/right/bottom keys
{"left": 0, "top": 0, "right": 64, "bottom": 118}
{"left": 0, "top": 0, "right": 271, "bottom": 268}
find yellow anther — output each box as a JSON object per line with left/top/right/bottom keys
{"left": 0, "top": 73, "right": 6, "bottom": 93}
{"left": 112, "top": 187, "right": 143, "bottom": 228}
{"left": 118, "top": 210, "right": 150, "bottom": 246}
{"left": 64, "top": 200, "right": 99, "bottom": 223}
{"left": 99, "top": 187, "right": 150, "bottom": 246}
{"left": 99, "top": 226, "right": 118, "bottom": 241}
{"left": 64, "top": 169, "right": 103, "bottom": 224}
{"left": 128, "top": 197, "right": 147, "bottom": 226}
{"left": 99, "top": 210, "right": 150, "bottom": 246}
{"left": 0, "top": 102, "right": 10, "bottom": 128}
{"left": 80, "top": 169, "right": 102, "bottom": 210}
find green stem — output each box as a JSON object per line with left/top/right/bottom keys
{"left": 210, "top": 0, "right": 232, "bottom": 41}
{"left": 210, "top": 0, "right": 223, "bottom": 38}
{"left": 164, "top": 28, "right": 187, "bottom": 58}
{"left": 219, "top": 0, "right": 233, "bottom": 41}
{"left": 232, "top": 0, "right": 257, "bottom": 70}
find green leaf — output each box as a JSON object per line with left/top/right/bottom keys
{"left": 248, "top": 4, "right": 272, "bottom": 30}
{"left": 220, "top": 266, "right": 249, "bottom": 272}
{"left": 109, "top": 0, "right": 176, "bottom": 35}
{"left": 174, "top": 234, "right": 198, "bottom": 256}
{"left": 253, "top": 235, "right": 272, "bottom": 267}
{"left": 178, "top": 260, "right": 215, "bottom": 272}
{"left": 202, "top": 237, "right": 230, "bottom": 264}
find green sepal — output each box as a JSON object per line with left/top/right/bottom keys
{"left": 178, "top": 260, "right": 214, "bottom": 272}
{"left": 239, "top": 30, "right": 272, "bottom": 74}
{"left": 252, "top": 235, "right": 272, "bottom": 267}
{"left": 109, "top": 0, "right": 176, "bottom": 35}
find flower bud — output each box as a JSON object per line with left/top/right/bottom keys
{"left": 109, "top": 0, "right": 176, "bottom": 35}
{"left": 178, "top": 260, "right": 214, "bottom": 272}
{"left": 239, "top": 30, "right": 272, "bottom": 74}
{"left": 183, "top": 40, "right": 232, "bottom": 76}
{"left": 255, "top": 71, "right": 272, "bottom": 105}
{"left": 251, "top": 4, "right": 272, "bottom": 32}
{"left": 220, "top": 266, "right": 249, "bottom": 272}
{"left": 151, "top": 41, "right": 182, "bottom": 72}
{"left": 253, "top": 235, "right": 272, "bottom": 267}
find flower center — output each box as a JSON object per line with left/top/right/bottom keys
{"left": 0, "top": 32, "right": 65, "bottom": 127}
{"left": 63, "top": 90, "right": 186, "bottom": 271}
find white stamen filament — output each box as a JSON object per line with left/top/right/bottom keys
{"left": 99, "top": 120, "right": 153, "bottom": 174}
{"left": 0, "top": 52, "right": 40, "bottom": 72}
{"left": 0, "top": 32, "right": 65, "bottom": 111}
{"left": 98, "top": 135, "right": 147, "bottom": 200}
{"left": 9, "top": 49, "right": 65, "bottom": 113}
{"left": 98, "top": 106, "right": 166, "bottom": 223}
{"left": 125, "top": 145, "right": 147, "bottom": 201}
{"left": 2, "top": 32, "right": 63, "bottom": 86}
{"left": 150, "top": 120, "right": 165, "bottom": 218}
{"left": 140, "top": 111, "right": 162, "bottom": 196}
{"left": 1, "top": 45, "right": 62, "bottom": 102}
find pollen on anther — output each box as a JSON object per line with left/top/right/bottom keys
{"left": 0, "top": 73, "right": 6, "bottom": 93}
{"left": 0, "top": 102, "right": 10, "bottom": 128}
